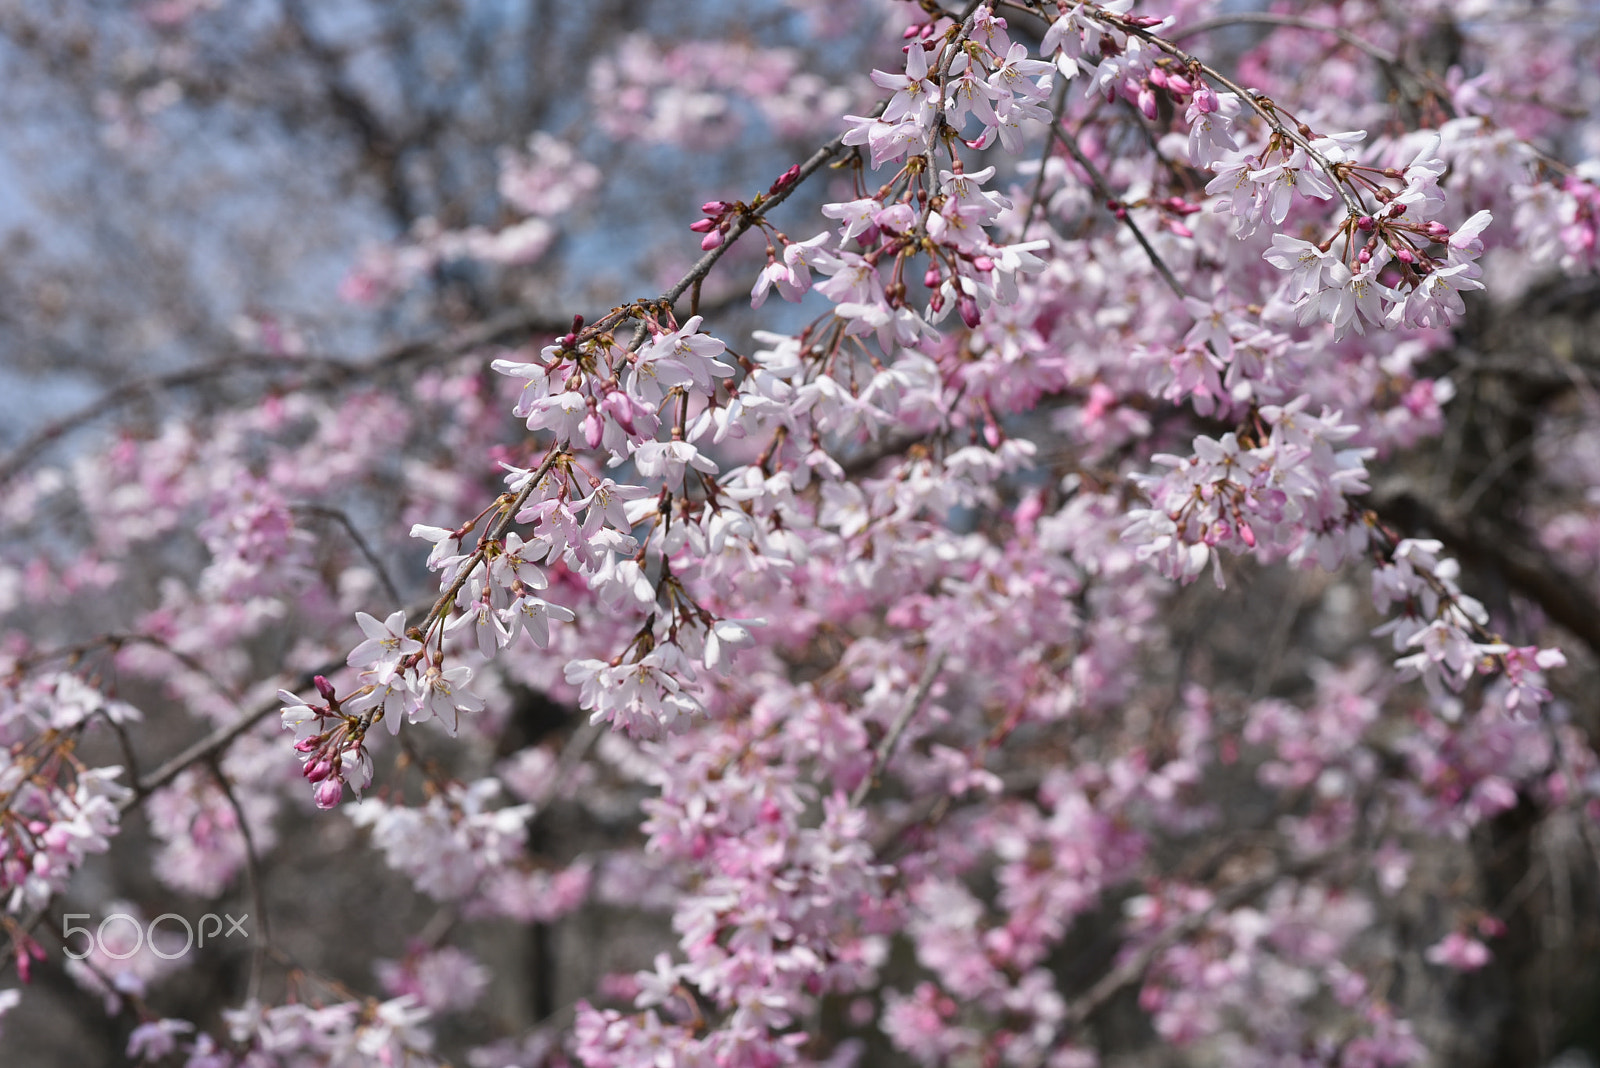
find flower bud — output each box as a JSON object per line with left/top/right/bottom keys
{"left": 700, "top": 229, "right": 725, "bottom": 251}
{"left": 958, "top": 294, "right": 981, "bottom": 328}
{"left": 769, "top": 164, "right": 801, "bottom": 193}
{"left": 602, "top": 390, "right": 638, "bottom": 435}
{"left": 314, "top": 778, "right": 344, "bottom": 809}
{"left": 581, "top": 410, "right": 605, "bottom": 450}
{"left": 1137, "top": 85, "right": 1159, "bottom": 120}
{"left": 689, "top": 218, "right": 716, "bottom": 233}
{"left": 314, "top": 675, "right": 336, "bottom": 701}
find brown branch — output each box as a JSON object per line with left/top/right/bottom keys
{"left": 0, "top": 307, "right": 570, "bottom": 490}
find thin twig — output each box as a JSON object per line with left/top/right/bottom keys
{"left": 1050, "top": 123, "right": 1190, "bottom": 301}
{"left": 0, "top": 308, "right": 570, "bottom": 490}
{"left": 1170, "top": 12, "right": 1399, "bottom": 65}
{"left": 209, "top": 757, "right": 271, "bottom": 1005}
{"left": 1030, "top": 852, "right": 1328, "bottom": 1064}
{"left": 851, "top": 651, "right": 948, "bottom": 807}
{"left": 1019, "top": 80, "right": 1069, "bottom": 241}
{"left": 293, "top": 504, "right": 406, "bottom": 610}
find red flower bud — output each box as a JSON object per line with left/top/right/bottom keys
{"left": 769, "top": 164, "right": 801, "bottom": 194}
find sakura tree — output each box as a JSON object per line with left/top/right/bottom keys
{"left": 4, "top": 0, "right": 1600, "bottom": 1065}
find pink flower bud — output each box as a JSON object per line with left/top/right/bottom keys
{"left": 972, "top": 255, "right": 995, "bottom": 272}
{"left": 769, "top": 164, "right": 801, "bottom": 194}
{"left": 700, "top": 201, "right": 728, "bottom": 215}
{"left": 700, "top": 229, "right": 725, "bottom": 251}
{"left": 1357, "top": 215, "right": 1376, "bottom": 232}
{"left": 1358, "top": 247, "right": 1372, "bottom": 264}
{"left": 1238, "top": 521, "right": 1256, "bottom": 548}
{"left": 304, "top": 758, "right": 334, "bottom": 783}
{"left": 314, "top": 675, "right": 336, "bottom": 701}
{"left": 602, "top": 390, "right": 638, "bottom": 434}
{"left": 958, "top": 294, "right": 981, "bottom": 328}
{"left": 1137, "top": 85, "right": 1159, "bottom": 120}
{"left": 1148, "top": 68, "right": 1169, "bottom": 88}
{"left": 1396, "top": 248, "right": 1415, "bottom": 264}
{"left": 581, "top": 411, "right": 605, "bottom": 450}
{"left": 1167, "top": 74, "right": 1193, "bottom": 96}
{"left": 314, "top": 778, "right": 344, "bottom": 809}
{"left": 923, "top": 267, "right": 941, "bottom": 288}
{"left": 689, "top": 218, "right": 716, "bottom": 233}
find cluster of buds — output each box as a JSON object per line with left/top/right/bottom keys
{"left": 687, "top": 164, "right": 801, "bottom": 250}
{"left": 1136, "top": 61, "right": 1198, "bottom": 119}
{"left": 279, "top": 676, "right": 373, "bottom": 809}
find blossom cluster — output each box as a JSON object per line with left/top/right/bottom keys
{"left": 4, "top": 0, "right": 1600, "bottom": 1065}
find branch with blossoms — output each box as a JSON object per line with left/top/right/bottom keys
{"left": 266, "top": 4, "right": 1584, "bottom": 1062}
{"left": 5, "top": 0, "right": 1600, "bottom": 1065}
